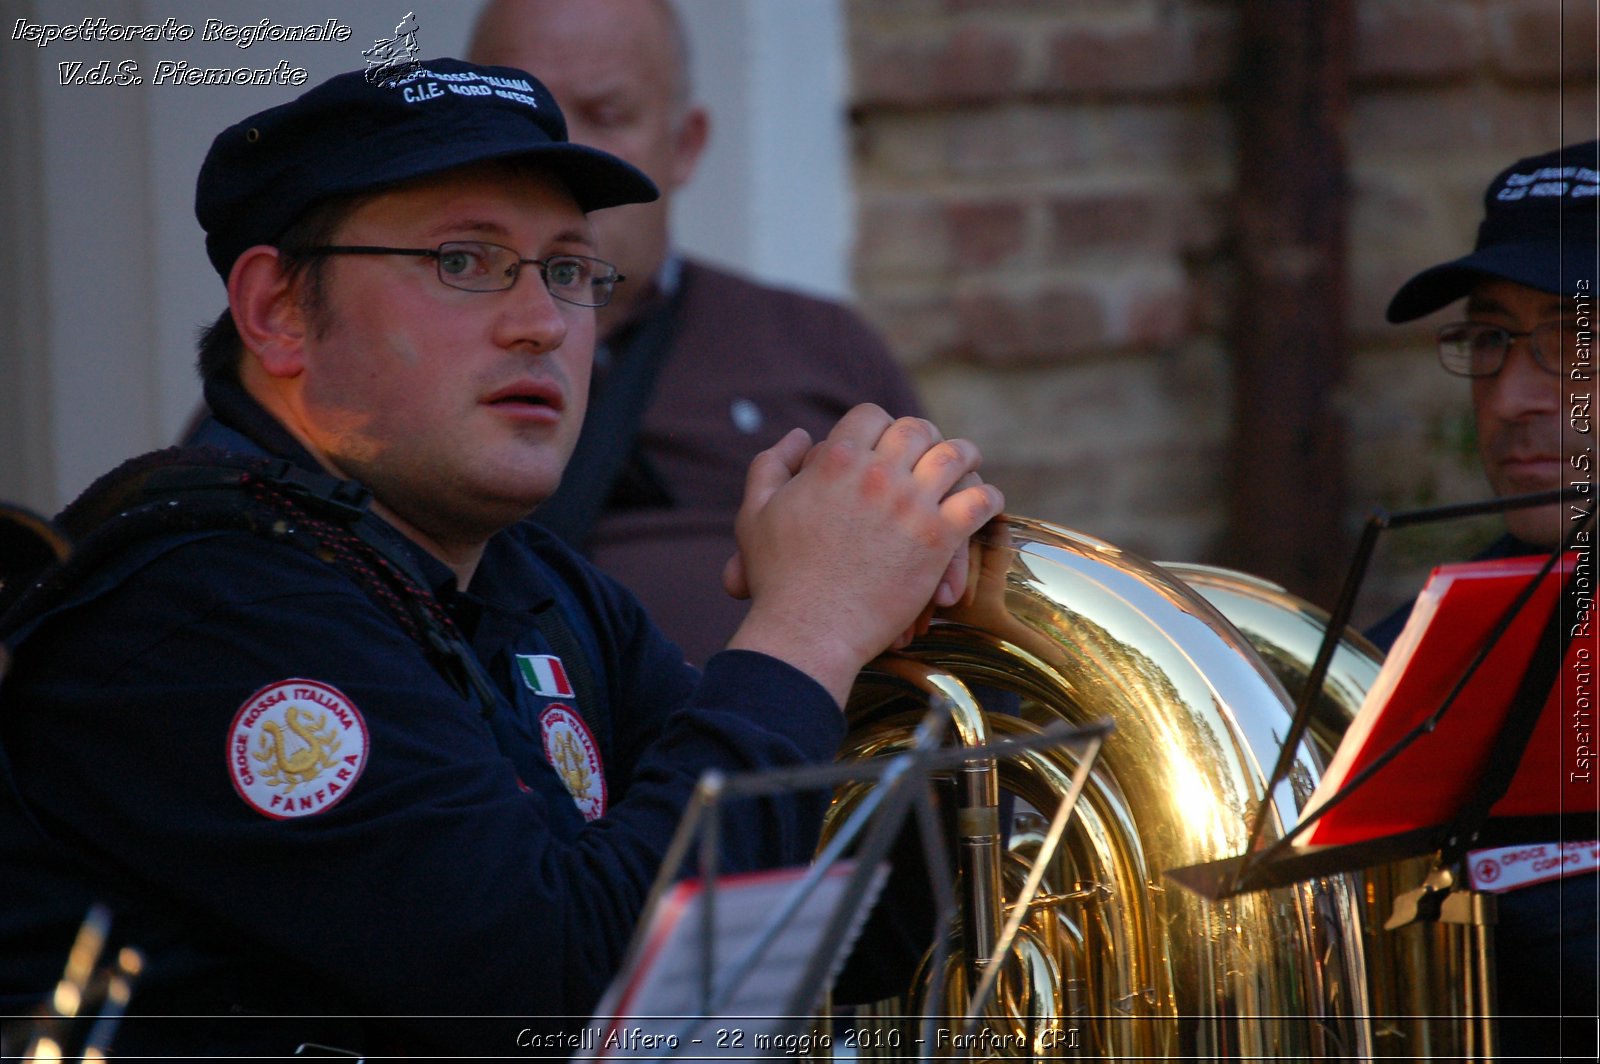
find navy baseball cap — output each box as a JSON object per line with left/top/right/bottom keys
{"left": 196, "top": 58, "right": 658, "bottom": 277}
{"left": 1387, "top": 140, "right": 1599, "bottom": 322}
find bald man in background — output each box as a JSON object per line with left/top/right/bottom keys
{"left": 470, "top": 0, "right": 924, "bottom": 666}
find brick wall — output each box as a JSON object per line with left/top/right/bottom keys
{"left": 847, "top": 0, "right": 1598, "bottom": 626}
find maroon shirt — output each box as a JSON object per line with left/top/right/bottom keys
{"left": 572, "top": 258, "right": 923, "bottom": 666}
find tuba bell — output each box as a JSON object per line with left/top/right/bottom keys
{"left": 826, "top": 516, "right": 1492, "bottom": 1059}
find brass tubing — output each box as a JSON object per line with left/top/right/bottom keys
{"left": 828, "top": 518, "right": 1490, "bottom": 1058}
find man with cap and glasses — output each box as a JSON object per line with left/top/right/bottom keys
{"left": 1375, "top": 139, "right": 1598, "bottom": 1058}
{"left": 0, "top": 59, "right": 1002, "bottom": 1057}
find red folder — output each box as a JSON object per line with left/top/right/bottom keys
{"left": 1301, "top": 552, "right": 1598, "bottom": 847}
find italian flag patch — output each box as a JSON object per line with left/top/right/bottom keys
{"left": 516, "top": 653, "right": 574, "bottom": 698}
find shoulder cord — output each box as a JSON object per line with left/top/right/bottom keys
{"left": 0, "top": 451, "right": 499, "bottom": 717}
{"left": 236, "top": 462, "right": 502, "bottom": 717}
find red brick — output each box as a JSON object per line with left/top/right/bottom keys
{"left": 842, "top": 0, "right": 1577, "bottom": 595}
{"left": 1352, "top": 0, "right": 1482, "bottom": 84}
{"left": 1043, "top": 11, "right": 1232, "bottom": 96}
{"left": 945, "top": 108, "right": 1101, "bottom": 176}
{"left": 1350, "top": 89, "right": 1576, "bottom": 156}
{"left": 943, "top": 104, "right": 1234, "bottom": 178}
{"left": 944, "top": 0, "right": 1072, "bottom": 14}
{"left": 951, "top": 285, "right": 1107, "bottom": 365}
{"left": 946, "top": 199, "right": 1030, "bottom": 267}
{"left": 1489, "top": 0, "right": 1600, "bottom": 84}
{"left": 856, "top": 291, "right": 960, "bottom": 367}
{"left": 1037, "top": 287, "right": 1115, "bottom": 355}
{"left": 1124, "top": 442, "right": 1230, "bottom": 525}
{"left": 852, "top": 112, "right": 961, "bottom": 180}
{"left": 1050, "top": 192, "right": 1159, "bottom": 251}
{"left": 1047, "top": 190, "right": 1219, "bottom": 257}
{"left": 1347, "top": 263, "right": 1410, "bottom": 338}
{"left": 1125, "top": 282, "right": 1193, "bottom": 347}
{"left": 856, "top": 197, "right": 949, "bottom": 277}
{"left": 1091, "top": 105, "right": 1235, "bottom": 173}
{"left": 1185, "top": 257, "right": 1234, "bottom": 334}
{"left": 846, "top": 0, "right": 943, "bottom": 22}
{"left": 1346, "top": 171, "right": 1439, "bottom": 239}
{"left": 1345, "top": 171, "right": 1477, "bottom": 336}
{"left": 973, "top": 457, "right": 1108, "bottom": 534}
{"left": 852, "top": 24, "right": 1028, "bottom": 107}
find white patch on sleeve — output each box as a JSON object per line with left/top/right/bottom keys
{"left": 539, "top": 704, "right": 607, "bottom": 821}
{"left": 228, "top": 679, "right": 369, "bottom": 820}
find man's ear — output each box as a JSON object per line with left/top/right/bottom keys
{"left": 228, "top": 246, "right": 309, "bottom": 379}
{"left": 669, "top": 104, "right": 710, "bottom": 190}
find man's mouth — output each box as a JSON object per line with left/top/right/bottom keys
{"left": 483, "top": 380, "right": 564, "bottom": 414}
{"left": 1495, "top": 453, "right": 1562, "bottom": 489}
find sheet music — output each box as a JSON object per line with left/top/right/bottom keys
{"left": 582, "top": 860, "right": 887, "bottom": 1059}
{"left": 1299, "top": 551, "right": 1592, "bottom": 847}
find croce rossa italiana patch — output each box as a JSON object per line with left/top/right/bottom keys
{"left": 228, "top": 679, "right": 369, "bottom": 819}
{"left": 539, "top": 704, "right": 606, "bottom": 821}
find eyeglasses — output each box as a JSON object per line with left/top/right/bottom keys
{"left": 292, "top": 241, "right": 624, "bottom": 307}
{"left": 1436, "top": 320, "right": 1576, "bottom": 378}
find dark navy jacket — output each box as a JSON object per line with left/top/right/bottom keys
{"left": 0, "top": 380, "right": 844, "bottom": 1056}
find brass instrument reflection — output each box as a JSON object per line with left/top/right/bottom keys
{"left": 828, "top": 517, "right": 1486, "bottom": 1059}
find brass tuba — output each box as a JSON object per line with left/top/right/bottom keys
{"left": 827, "top": 516, "right": 1491, "bottom": 1059}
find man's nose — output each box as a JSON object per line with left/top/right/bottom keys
{"left": 1481, "top": 338, "right": 1560, "bottom": 417}
{"left": 496, "top": 274, "right": 571, "bottom": 352}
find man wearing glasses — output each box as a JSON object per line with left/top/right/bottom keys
{"left": 0, "top": 59, "right": 1002, "bottom": 1057}
{"left": 1376, "top": 139, "right": 1597, "bottom": 1057}
{"left": 468, "top": 0, "right": 926, "bottom": 669}
{"left": 1382, "top": 140, "right": 1596, "bottom": 578}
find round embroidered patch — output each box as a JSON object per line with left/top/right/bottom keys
{"left": 228, "top": 679, "right": 369, "bottom": 820}
{"left": 539, "top": 704, "right": 607, "bottom": 821}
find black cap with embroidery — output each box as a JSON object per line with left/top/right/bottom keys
{"left": 1387, "top": 140, "right": 1599, "bottom": 322}
{"left": 195, "top": 57, "right": 659, "bottom": 278}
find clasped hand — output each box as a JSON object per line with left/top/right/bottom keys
{"left": 723, "top": 404, "right": 1004, "bottom": 707}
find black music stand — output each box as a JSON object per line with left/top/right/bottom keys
{"left": 581, "top": 696, "right": 1112, "bottom": 1059}
{"left": 1165, "top": 491, "right": 1596, "bottom": 1061}
{"left": 1168, "top": 488, "right": 1597, "bottom": 901}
